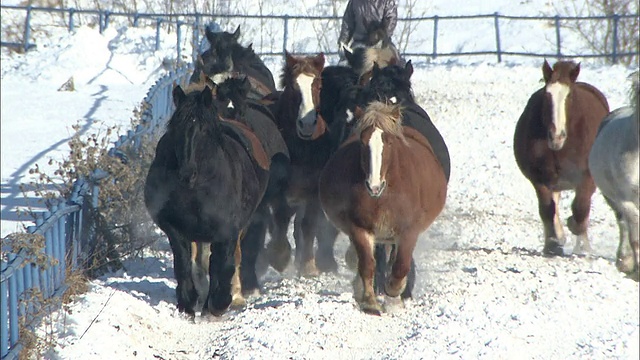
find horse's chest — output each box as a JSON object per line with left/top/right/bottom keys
{"left": 372, "top": 210, "right": 397, "bottom": 241}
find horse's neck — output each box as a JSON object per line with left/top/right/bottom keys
{"left": 575, "top": 82, "right": 609, "bottom": 112}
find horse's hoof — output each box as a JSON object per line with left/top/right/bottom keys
{"left": 298, "top": 259, "right": 320, "bottom": 277}
{"left": 383, "top": 295, "right": 405, "bottom": 313}
{"left": 543, "top": 242, "right": 565, "bottom": 257}
{"left": 231, "top": 295, "right": 247, "bottom": 309}
{"left": 345, "top": 244, "right": 358, "bottom": 270}
{"left": 385, "top": 276, "right": 407, "bottom": 298}
{"left": 266, "top": 241, "right": 292, "bottom": 273}
{"left": 360, "top": 301, "right": 383, "bottom": 316}
{"left": 616, "top": 256, "right": 636, "bottom": 274}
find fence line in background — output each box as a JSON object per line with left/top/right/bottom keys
{"left": 1, "top": 5, "right": 638, "bottom": 64}
{"left": 0, "top": 63, "right": 192, "bottom": 360}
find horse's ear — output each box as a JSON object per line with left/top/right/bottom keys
{"left": 247, "top": 43, "right": 253, "bottom": 51}
{"left": 241, "top": 76, "right": 251, "bottom": 90}
{"left": 542, "top": 59, "right": 553, "bottom": 83}
{"left": 285, "top": 51, "right": 296, "bottom": 68}
{"left": 233, "top": 25, "right": 241, "bottom": 40}
{"left": 570, "top": 62, "right": 581, "bottom": 82}
{"left": 173, "top": 85, "right": 186, "bottom": 107}
{"left": 404, "top": 60, "right": 414, "bottom": 79}
{"left": 314, "top": 52, "right": 325, "bottom": 71}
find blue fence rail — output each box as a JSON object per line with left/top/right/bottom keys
{"left": 0, "top": 64, "right": 192, "bottom": 360}
{"left": 1, "top": 5, "right": 638, "bottom": 63}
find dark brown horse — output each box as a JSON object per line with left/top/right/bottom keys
{"left": 514, "top": 60, "right": 609, "bottom": 256}
{"left": 319, "top": 101, "right": 447, "bottom": 315}
{"left": 264, "top": 52, "right": 341, "bottom": 276}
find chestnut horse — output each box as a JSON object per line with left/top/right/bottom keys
{"left": 265, "top": 52, "right": 341, "bottom": 276}
{"left": 319, "top": 101, "right": 447, "bottom": 315}
{"left": 514, "top": 60, "right": 609, "bottom": 256}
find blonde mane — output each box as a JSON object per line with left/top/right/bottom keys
{"left": 355, "top": 101, "right": 405, "bottom": 141}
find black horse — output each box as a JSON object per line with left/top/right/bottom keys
{"left": 213, "top": 76, "right": 291, "bottom": 290}
{"left": 144, "top": 84, "right": 271, "bottom": 316}
{"left": 191, "top": 26, "right": 277, "bottom": 100}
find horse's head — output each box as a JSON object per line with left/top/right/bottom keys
{"left": 215, "top": 76, "right": 251, "bottom": 120}
{"left": 280, "top": 51, "right": 326, "bottom": 140}
{"left": 355, "top": 101, "right": 405, "bottom": 198}
{"left": 345, "top": 38, "right": 401, "bottom": 84}
{"left": 169, "top": 85, "right": 219, "bottom": 187}
{"left": 541, "top": 59, "right": 580, "bottom": 151}
{"left": 362, "top": 61, "right": 414, "bottom": 106}
{"left": 201, "top": 26, "right": 242, "bottom": 84}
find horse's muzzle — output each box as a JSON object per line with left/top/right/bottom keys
{"left": 366, "top": 180, "right": 387, "bottom": 198}
{"left": 548, "top": 130, "right": 567, "bottom": 151}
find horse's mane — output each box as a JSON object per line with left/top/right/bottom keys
{"left": 356, "top": 101, "right": 405, "bottom": 141}
{"left": 368, "top": 64, "right": 414, "bottom": 103}
{"left": 279, "top": 56, "right": 321, "bottom": 89}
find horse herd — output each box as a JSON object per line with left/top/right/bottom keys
{"left": 142, "top": 25, "right": 639, "bottom": 317}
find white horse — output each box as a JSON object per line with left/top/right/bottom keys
{"left": 588, "top": 71, "right": 639, "bottom": 280}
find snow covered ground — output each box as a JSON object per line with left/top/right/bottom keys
{"left": 1, "top": 0, "right": 638, "bottom": 359}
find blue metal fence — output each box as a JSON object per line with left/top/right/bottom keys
{"left": 1, "top": 5, "right": 638, "bottom": 63}
{"left": 0, "top": 63, "right": 192, "bottom": 360}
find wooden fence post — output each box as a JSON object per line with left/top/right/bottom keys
{"left": 555, "top": 15, "right": 562, "bottom": 59}
{"left": 23, "top": 6, "right": 32, "bottom": 53}
{"left": 282, "top": 15, "right": 289, "bottom": 58}
{"left": 612, "top": 14, "right": 619, "bottom": 64}
{"left": 432, "top": 15, "right": 438, "bottom": 59}
{"left": 494, "top": 12, "right": 502, "bottom": 63}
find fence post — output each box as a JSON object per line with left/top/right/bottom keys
{"left": 155, "top": 18, "right": 162, "bottom": 52}
{"left": 193, "top": 14, "right": 201, "bottom": 63}
{"left": 103, "top": 10, "right": 111, "bottom": 31}
{"left": 432, "top": 15, "right": 438, "bottom": 59}
{"left": 494, "top": 12, "right": 501, "bottom": 63}
{"left": 8, "top": 253, "right": 18, "bottom": 348}
{"left": 98, "top": 11, "right": 104, "bottom": 34}
{"left": 177, "top": 21, "right": 183, "bottom": 63}
{"left": 133, "top": 13, "right": 140, "bottom": 27}
{"left": 611, "top": 14, "right": 619, "bottom": 64}
{"left": 282, "top": 15, "right": 289, "bottom": 57}
{"left": 69, "top": 8, "right": 75, "bottom": 32}
{"left": 555, "top": 15, "right": 562, "bottom": 59}
{"left": 1, "top": 263, "right": 8, "bottom": 357}
{"left": 23, "top": 6, "right": 33, "bottom": 53}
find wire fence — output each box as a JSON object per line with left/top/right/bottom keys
{"left": 0, "top": 5, "right": 638, "bottom": 359}
{"left": 0, "top": 64, "right": 192, "bottom": 360}
{"left": 1, "top": 5, "right": 638, "bottom": 64}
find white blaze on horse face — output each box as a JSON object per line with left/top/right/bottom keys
{"left": 346, "top": 109, "right": 354, "bottom": 123}
{"left": 546, "top": 82, "right": 570, "bottom": 140}
{"left": 367, "top": 128, "right": 385, "bottom": 189}
{"left": 297, "top": 73, "right": 316, "bottom": 120}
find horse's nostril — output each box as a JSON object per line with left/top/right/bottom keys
{"left": 560, "top": 130, "right": 567, "bottom": 139}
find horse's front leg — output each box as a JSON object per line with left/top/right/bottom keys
{"left": 204, "top": 235, "right": 238, "bottom": 316}
{"left": 165, "top": 226, "right": 198, "bottom": 316}
{"left": 386, "top": 232, "right": 418, "bottom": 302}
{"left": 534, "top": 184, "right": 565, "bottom": 255}
{"left": 350, "top": 228, "right": 381, "bottom": 315}
{"left": 567, "top": 176, "right": 596, "bottom": 254}
{"left": 297, "top": 200, "right": 323, "bottom": 277}
{"left": 265, "top": 194, "right": 294, "bottom": 273}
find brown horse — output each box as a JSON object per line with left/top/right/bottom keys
{"left": 319, "top": 101, "right": 447, "bottom": 315}
{"left": 264, "top": 52, "right": 342, "bottom": 276}
{"left": 514, "top": 60, "right": 609, "bottom": 256}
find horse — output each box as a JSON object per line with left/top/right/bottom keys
{"left": 513, "top": 60, "right": 610, "bottom": 256}
{"left": 318, "top": 101, "right": 448, "bottom": 315}
{"left": 263, "top": 51, "right": 344, "bottom": 276}
{"left": 188, "top": 74, "right": 292, "bottom": 291}
{"left": 191, "top": 26, "right": 277, "bottom": 100}
{"left": 328, "top": 60, "right": 450, "bottom": 298}
{"left": 588, "top": 71, "right": 639, "bottom": 280}
{"left": 342, "top": 19, "right": 402, "bottom": 83}
{"left": 144, "top": 83, "right": 271, "bottom": 316}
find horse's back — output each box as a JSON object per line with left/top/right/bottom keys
{"left": 589, "top": 106, "right": 639, "bottom": 205}
{"left": 402, "top": 102, "right": 451, "bottom": 182}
